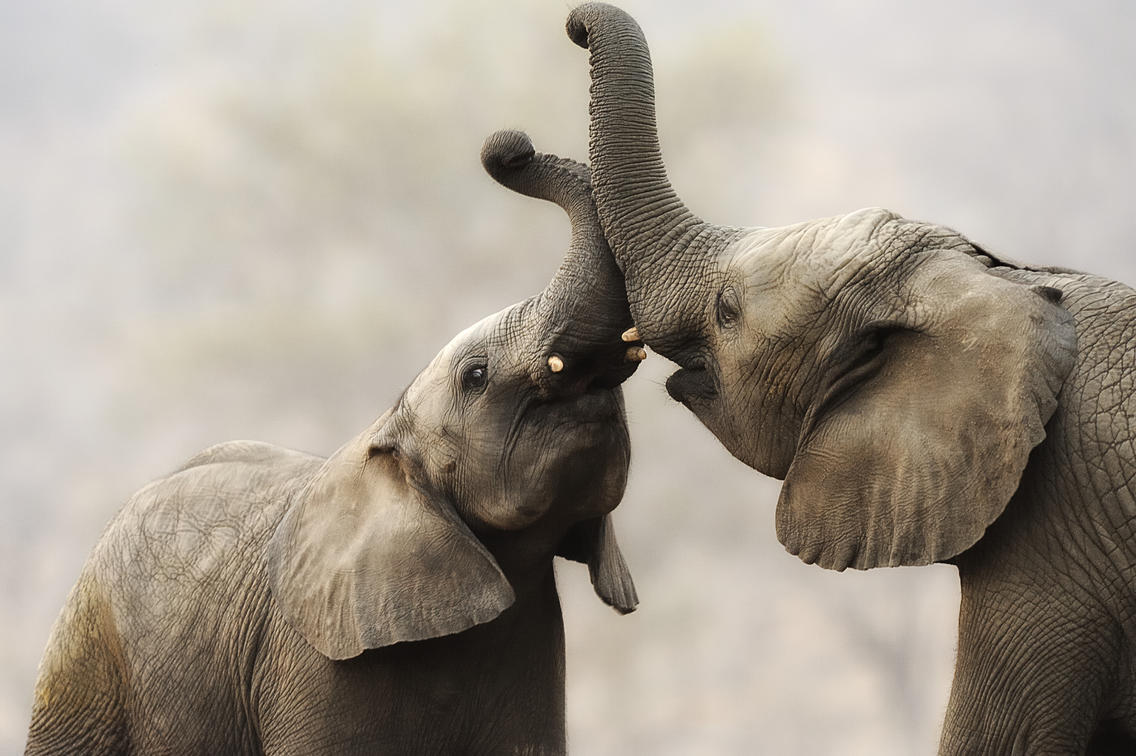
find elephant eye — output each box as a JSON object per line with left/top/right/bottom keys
{"left": 461, "top": 364, "right": 489, "bottom": 393}
{"left": 716, "top": 287, "right": 741, "bottom": 329}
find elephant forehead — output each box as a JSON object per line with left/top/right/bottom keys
{"left": 729, "top": 208, "right": 901, "bottom": 332}
{"left": 738, "top": 208, "right": 899, "bottom": 279}
{"left": 403, "top": 303, "right": 519, "bottom": 408}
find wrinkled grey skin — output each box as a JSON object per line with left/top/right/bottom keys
{"left": 567, "top": 3, "right": 1136, "bottom": 753}
{"left": 26, "top": 130, "right": 639, "bottom": 755}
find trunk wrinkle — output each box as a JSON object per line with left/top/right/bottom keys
{"left": 481, "top": 129, "right": 635, "bottom": 393}
{"left": 567, "top": 3, "right": 713, "bottom": 269}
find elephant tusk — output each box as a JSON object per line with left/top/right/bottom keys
{"left": 625, "top": 346, "right": 647, "bottom": 362}
{"left": 621, "top": 326, "right": 640, "bottom": 342}
{"left": 548, "top": 354, "right": 565, "bottom": 373}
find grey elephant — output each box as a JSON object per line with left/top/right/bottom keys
{"left": 565, "top": 3, "right": 1136, "bottom": 753}
{"left": 26, "top": 130, "right": 640, "bottom": 755}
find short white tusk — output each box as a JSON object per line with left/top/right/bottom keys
{"left": 625, "top": 346, "right": 647, "bottom": 362}
{"left": 547, "top": 354, "right": 564, "bottom": 373}
{"left": 621, "top": 326, "right": 640, "bottom": 342}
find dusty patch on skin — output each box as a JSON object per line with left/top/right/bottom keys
{"left": 30, "top": 575, "right": 130, "bottom": 751}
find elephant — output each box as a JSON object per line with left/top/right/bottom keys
{"left": 564, "top": 3, "right": 1136, "bottom": 753}
{"left": 25, "top": 129, "right": 641, "bottom": 755}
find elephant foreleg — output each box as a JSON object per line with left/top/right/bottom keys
{"left": 940, "top": 570, "right": 1122, "bottom": 755}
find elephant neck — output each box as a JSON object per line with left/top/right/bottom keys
{"left": 476, "top": 521, "right": 567, "bottom": 598}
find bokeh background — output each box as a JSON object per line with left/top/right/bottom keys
{"left": 4, "top": 0, "right": 1134, "bottom": 752}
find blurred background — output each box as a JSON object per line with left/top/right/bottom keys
{"left": 4, "top": 0, "right": 1134, "bottom": 752}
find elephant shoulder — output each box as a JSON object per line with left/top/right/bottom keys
{"left": 98, "top": 441, "right": 324, "bottom": 587}
{"left": 36, "top": 443, "right": 328, "bottom": 751}
{"left": 988, "top": 266, "right": 1136, "bottom": 435}
{"left": 990, "top": 267, "right": 1136, "bottom": 364}
{"left": 174, "top": 439, "right": 319, "bottom": 473}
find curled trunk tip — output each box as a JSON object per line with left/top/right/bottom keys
{"left": 565, "top": 6, "right": 590, "bottom": 49}
{"left": 480, "top": 130, "right": 535, "bottom": 183}
{"left": 567, "top": 3, "right": 640, "bottom": 50}
{"left": 480, "top": 129, "right": 593, "bottom": 224}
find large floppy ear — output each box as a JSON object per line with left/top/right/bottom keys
{"left": 776, "top": 247, "right": 1077, "bottom": 571}
{"left": 267, "top": 417, "right": 515, "bottom": 659}
{"left": 557, "top": 515, "right": 638, "bottom": 614}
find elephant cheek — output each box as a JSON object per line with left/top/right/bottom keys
{"left": 664, "top": 369, "right": 739, "bottom": 449}
{"left": 699, "top": 386, "right": 797, "bottom": 480}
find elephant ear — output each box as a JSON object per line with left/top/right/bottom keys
{"left": 776, "top": 250, "right": 1077, "bottom": 571}
{"left": 267, "top": 420, "right": 515, "bottom": 660}
{"left": 557, "top": 515, "right": 638, "bottom": 614}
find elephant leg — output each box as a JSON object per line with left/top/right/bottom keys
{"left": 26, "top": 576, "right": 130, "bottom": 754}
{"left": 939, "top": 570, "right": 1122, "bottom": 755}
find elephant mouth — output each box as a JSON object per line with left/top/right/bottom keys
{"left": 554, "top": 391, "right": 631, "bottom": 485}
{"left": 665, "top": 360, "right": 718, "bottom": 408}
{"left": 548, "top": 386, "right": 628, "bottom": 431}
{"left": 539, "top": 332, "right": 644, "bottom": 397}
{"left": 508, "top": 384, "right": 627, "bottom": 454}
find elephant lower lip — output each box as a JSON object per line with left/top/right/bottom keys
{"left": 665, "top": 365, "right": 716, "bottom": 406}
{"left": 665, "top": 375, "right": 688, "bottom": 406}
{"left": 571, "top": 389, "right": 622, "bottom": 420}
{"left": 592, "top": 360, "right": 639, "bottom": 390}
{"left": 532, "top": 388, "right": 623, "bottom": 425}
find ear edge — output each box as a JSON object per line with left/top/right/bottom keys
{"left": 557, "top": 515, "right": 638, "bottom": 614}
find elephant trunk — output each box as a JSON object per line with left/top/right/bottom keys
{"left": 566, "top": 3, "right": 740, "bottom": 359}
{"left": 481, "top": 129, "right": 639, "bottom": 393}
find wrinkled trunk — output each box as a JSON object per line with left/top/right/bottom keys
{"left": 481, "top": 129, "right": 638, "bottom": 393}
{"left": 567, "top": 2, "right": 740, "bottom": 356}
{"left": 565, "top": 4, "right": 704, "bottom": 263}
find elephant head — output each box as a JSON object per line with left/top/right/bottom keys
{"left": 267, "top": 130, "right": 639, "bottom": 660}
{"left": 567, "top": 3, "right": 1077, "bottom": 571}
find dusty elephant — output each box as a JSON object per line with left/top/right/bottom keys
{"left": 26, "top": 130, "right": 639, "bottom": 755}
{"left": 565, "top": 3, "right": 1136, "bottom": 753}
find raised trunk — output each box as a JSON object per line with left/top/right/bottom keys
{"left": 481, "top": 129, "right": 637, "bottom": 392}
{"left": 565, "top": 3, "right": 704, "bottom": 264}
{"left": 566, "top": 3, "right": 739, "bottom": 355}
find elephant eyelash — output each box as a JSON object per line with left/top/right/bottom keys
{"left": 715, "top": 287, "right": 741, "bottom": 329}
{"left": 460, "top": 363, "right": 489, "bottom": 394}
